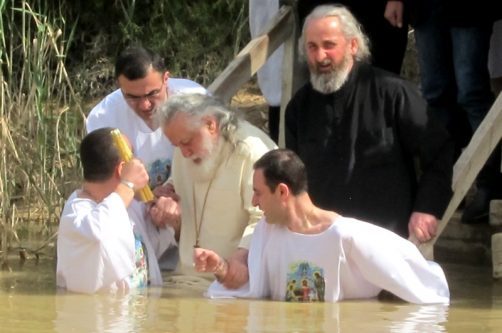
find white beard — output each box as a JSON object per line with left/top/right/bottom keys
{"left": 185, "top": 137, "right": 225, "bottom": 183}
{"left": 309, "top": 53, "right": 352, "bottom": 94}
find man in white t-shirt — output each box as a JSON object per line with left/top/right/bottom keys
{"left": 86, "top": 47, "right": 206, "bottom": 269}
{"left": 193, "top": 149, "right": 450, "bottom": 304}
{"left": 86, "top": 46, "right": 207, "bottom": 190}
{"left": 56, "top": 128, "right": 173, "bottom": 293}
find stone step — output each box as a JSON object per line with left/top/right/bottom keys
{"left": 435, "top": 208, "right": 502, "bottom": 266}
{"left": 490, "top": 200, "right": 502, "bottom": 226}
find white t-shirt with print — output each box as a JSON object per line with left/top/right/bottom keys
{"left": 207, "top": 216, "right": 450, "bottom": 304}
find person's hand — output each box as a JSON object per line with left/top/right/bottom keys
{"left": 193, "top": 247, "right": 223, "bottom": 274}
{"left": 153, "top": 183, "right": 180, "bottom": 201}
{"left": 148, "top": 196, "right": 181, "bottom": 235}
{"left": 384, "top": 1, "right": 404, "bottom": 28}
{"left": 408, "top": 212, "right": 438, "bottom": 243}
{"left": 119, "top": 158, "right": 149, "bottom": 190}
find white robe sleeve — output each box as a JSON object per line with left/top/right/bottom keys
{"left": 343, "top": 219, "right": 450, "bottom": 304}
{"left": 127, "top": 200, "right": 177, "bottom": 286}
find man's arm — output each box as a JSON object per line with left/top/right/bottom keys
{"left": 219, "top": 248, "right": 249, "bottom": 288}
{"left": 116, "top": 158, "right": 150, "bottom": 207}
{"left": 395, "top": 82, "right": 454, "bottom": 242}
{"left": 348, "top": 220, "right": 450, "bottom": 304}
{"left": 193, "top": 247, "right": 249, "bottom": 289}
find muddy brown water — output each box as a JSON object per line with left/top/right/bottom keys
{"left": 1, "top": 257, "right": 501, "bottom": 333}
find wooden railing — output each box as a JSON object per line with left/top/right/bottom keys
{"left": 414, "top": 92, "right": 502, "bottom": 259}
{"left": 208, "top": 1, "right": 302, "bottom": 147}
{"left": 208, "top": 5, "right": 294, "bottom": 103}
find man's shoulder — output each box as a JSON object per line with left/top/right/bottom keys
{"left": 234, "top": 121, "right": 277, "bottom": 155}
{"left": 168, "top": 78, "right": 207, "bottom": 95}
{"left": 60, "top": 191, "right": 93, "bottom": 225}
{"left": 361, "top": 64, "right": 416, "bottom": 91}
{"left": 86, "top": 89, "right": 126, "bottom": 131}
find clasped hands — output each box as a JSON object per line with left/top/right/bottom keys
{"left": 148, "top": 183, "right": 181, "bottom": 236}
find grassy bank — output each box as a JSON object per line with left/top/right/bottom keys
{"left": 0, "top": 0, "right": 249, "bottom": 265}
{"left": 0, "top": 1, "right": 85, "bottom": 264}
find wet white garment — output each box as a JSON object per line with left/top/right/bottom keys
{"left": 56, "top": 191, "right": 174, "bottom": 293}
{"left": 86, "top": 78, "right": 206, "bottom": 187}
{"left": 206, "top": 216, "right": 450, "bottom": 304}
{"left": 127, "top": 199, "right": 176, "bottom": 284}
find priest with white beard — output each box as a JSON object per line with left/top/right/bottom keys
{"left": 156, "top": 94, "right": 277, "bottom": 285}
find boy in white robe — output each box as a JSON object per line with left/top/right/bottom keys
{"left": 193, "top": 149, "right": 450, "bottom": 304}
{"left": 56, "top": 128, "right": 174, "bottom": 293}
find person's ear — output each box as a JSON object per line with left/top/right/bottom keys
{"left": 163, "top": 71, "right": 170, "bottom": 83}
{"left": 349, "top": 38, "right": 358, "bottom": 55}
{"left": 205, "top": 117, "right": 218, "bottom": 134}
{"left": 277, "top": 183, "right": 290, "bottom": 198}
{"left": 116, "top": 161, "right": 125, "bottom": 179}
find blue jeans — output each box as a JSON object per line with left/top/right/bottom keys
{"left": 414, "top": 6, "right": 494, "bottom": 133}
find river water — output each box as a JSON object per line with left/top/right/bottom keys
{"left": 1, "top": 256, "right": 501, "bottom": 333}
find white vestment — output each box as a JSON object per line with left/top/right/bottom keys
{"left": 207, "top": 216, "right": 450, "bottom": 304}
{"left": 56, "top": 191, "right": 175, "bottom": 293}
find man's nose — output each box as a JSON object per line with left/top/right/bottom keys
{"left": 180, "top": 146, "right": 193, "bottom": 158}
{"left": 314, "top": 48, "right": 327, "bottom": 62}
{"left": 251, "top": 195, "right": 258, "bottom": 207}
{"left": 138, "top": 97, "right": 153, "bottom": 110}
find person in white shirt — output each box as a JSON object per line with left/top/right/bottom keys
{"left": 86, "top": 46, "right": 206, "bottom": 189}
{"left": 56, "top": 128, "right": 174, "bottom": 293}
{"left": 193, "top": 149, "right": 450, "bottom": 304}
{"left": 86, "top": 47, "right": 206, "bottom": 269}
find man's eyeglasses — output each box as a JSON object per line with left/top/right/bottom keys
{"left": 123, "top": 81, "right": 165, "bottom": 104}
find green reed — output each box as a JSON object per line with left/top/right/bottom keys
{"left": 0, "top": 0, "right": 251, "bottom": 265}
{"left": 0, "top": 0, "right": 83, "bottom": 263}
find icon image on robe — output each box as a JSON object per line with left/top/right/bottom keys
{"left": 285, "top": 261, "right": 325, "bottom": 302}
{"left": 148, "top": 158, "right": 172, "bottom": 187}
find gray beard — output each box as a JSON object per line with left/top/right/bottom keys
{"left": 310, "top": 66, "right": 350, "bottom": 94}
{"left": 309, "top": 54, "right": 352, "bottom": 94}
{"left": 186, "top": 138, "right": 225, "bottom": 183}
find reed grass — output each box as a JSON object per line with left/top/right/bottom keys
{"left": 0, "top": 0, "right": 250, "bottom": 266}
{"left": 0, "top": 0, "right": 84, "bottom": 264}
